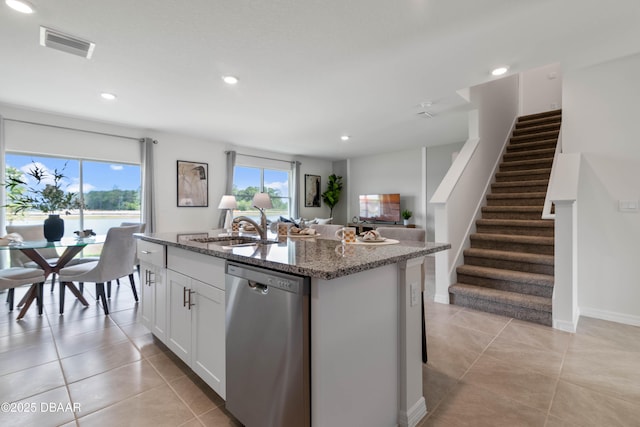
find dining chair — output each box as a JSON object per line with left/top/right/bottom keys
{"left": 57, "top": 225, "right": 139, "bottom": 315}
{"left": 376, "top": 227, "right": 429, "bottom": 363}
{"left": 0, "top": 267, "right": 46, "bottom": 313}
{"left": 107, "top": 222, "right": 146, "bottom": 298}
{"left": 5, "top": 224, "right": 61, "bottom": 292}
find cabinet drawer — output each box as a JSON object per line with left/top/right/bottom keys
{"left": 167, "top": 246, "right": 225, "bottom": 290}
{"left": 137, "top": 240, "right": 166, "bottom": 267}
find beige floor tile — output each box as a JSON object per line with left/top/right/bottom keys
{"left": 495, "top": 320, "right": 571, "bottom": 354}
{"left": 425, "top": 334, "right": 481, "bottom": 379}
{"left": 424, "top": 299, "right": 462, "bottom": 324}
{"left": 77, "top": 384, "right": 193, "bottom": 427}
{"left": 170, "top": 374, "right": 224, "bottom": 416}
{"left": 0, "top": 340, "right": 59, "bottom": 376}
{"left": 462, "top": 354, "right": 557, "bottom": 411}
{"left": 576, "top": 316, "right": 640, "bottom": 353}
{"left": 118, "top": 321, "right": 151, "bottom": 339}
{"left": 0, "top": 386, "right": 77, "bottom": 427}
{"left": 179, "top": 418, "right": 204, "bottom": 427}
{"left": 55, "top": 325, "right": 129, "bottom": 358}
{"left": 544, "top": 415, "right": 580, "bottom": 427}
{"left": 108, "top": 307, "right": 141, "bottom": 326}
{"left": 67, "top": 360, "right": 165, "bottom": 415}
{"left": 49, "top": 315, "right": 116, "bottom": 339}
{"left": 0, "top": 328, "right": 55, "bottom": 355}
{"left": 422, "top": 364, "right": 457, "bottom": 412}
{"left": 130, "top": 332, "right": 169, "bottom": 357}
{"left": 0, "top": 360, "right": 66, "bottom": 403}
{"left": 198, "top": 406, "right": 242, "bottom": 427}
{"left": 483, "top": 334, "right": 565, "bottom": 378}
{"left": 449, "top": 308, "right": 511, "bottom": 336}
{"left": 561, "top": 334, "right": 640, "bottom": 403}
{"left": 426, "top": 319, "right": 495, "bottom": 354}
{"left": 0, "top": 314, "right": 47, "bottom": 337}
{"left": 147, "top": 351, "right": 191, "bottom": 382}
{"left": 550, "top": 380, "right": 640, "bottom": 426}
{"left": 423, "top": 383, "right": 547, "bottom": 427}
{"left": 61, "top": 340, "right": 142, "bottom": 383}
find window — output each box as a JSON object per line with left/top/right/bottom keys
{"left": 233, "top": 165, "right": 291, "bottom": 221}
{"left": 5, "top": 153, "right": 141, "bottom": 241}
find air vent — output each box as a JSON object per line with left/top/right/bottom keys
{"left": 39, "top": 26, "right": 95, "bottom": 59}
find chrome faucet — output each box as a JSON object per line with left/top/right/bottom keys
{"left": 232, "top": 216, "right": 269, "bottom": 243}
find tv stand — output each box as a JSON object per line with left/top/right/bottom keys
{"left": 348, "top": 222, "right": 416, "bottom": 235}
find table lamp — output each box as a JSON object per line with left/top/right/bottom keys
{"left": 252, "top": 193, "right": 272, "bottom": 234}
{"left": 218, "top": 195, "right": 237, "bottom": 231}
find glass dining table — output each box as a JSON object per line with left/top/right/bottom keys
{"left": 0, "top": 235, "right": 105, "bottom": 320}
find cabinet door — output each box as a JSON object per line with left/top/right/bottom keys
{"left": 191, "top": 278, "right": 226, "bottom": 399}
{"left": 152, "top": 267, "right": 167, "bottom": 342}
{"left": 140, "top": 263, "right": 154, "bottom": 331}
{"left": 167, "top": 270, "right": 192, "bottom": 364}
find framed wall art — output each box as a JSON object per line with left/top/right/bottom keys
{"left": 305, "top": 174, "right": 321, "bottom": 207}
{"left": 177, "top": 160, "right": 209, "bottom": 207}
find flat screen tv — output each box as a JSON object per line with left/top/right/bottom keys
{"left": 359, "top": 193, "right": 401, "bottom": 223}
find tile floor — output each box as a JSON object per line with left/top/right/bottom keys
{"left": 1, "top": 277, "right": 640, "bottom": 427}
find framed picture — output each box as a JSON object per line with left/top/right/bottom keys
{"left": 177, "top": 160, "right": 209, "bottom": 207}
{"left": 305, "top": 174, "right": 321, "bottom": 207}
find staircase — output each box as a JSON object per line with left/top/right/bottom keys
{"left": 448, "top": 109, "right": 561, "bottom": 326}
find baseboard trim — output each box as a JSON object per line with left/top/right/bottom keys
{"left": 398, "top": 396, "right": 427, "bottom": 427}
{"left": 579, "top": 307, "right": 640, "bottom": 327}
{"left": 434, "top": 293, "right": 450, "bottom": 304}
{"left": 553, "top": 308, "right": 580, "bottom": 333}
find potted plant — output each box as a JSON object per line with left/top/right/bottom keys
{"left": 401, "top": 209, "right": 413, "bottom": 226}
{"left": 4, "top": 162, "right": 79, "bottom": 241}
{"left": 321, "top": 173, "right": 343, "bottom": 221}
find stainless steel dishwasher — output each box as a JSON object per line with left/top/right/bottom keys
{"left": 225, "top": 261, "right": 310, "bottom": 427}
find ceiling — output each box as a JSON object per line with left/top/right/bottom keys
{"left": 1, "top": 1, "right": 639, "bottom": 160}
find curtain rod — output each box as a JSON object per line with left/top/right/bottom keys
{"left": 5, "top": 118, "right": 157, "bottom": 143}
{"left": 230, "top": 151, "right": 295, "bottom": 165}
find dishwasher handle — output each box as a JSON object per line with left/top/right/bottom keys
{"left": 248, "top": 280, "right": 269, "bottom": 295}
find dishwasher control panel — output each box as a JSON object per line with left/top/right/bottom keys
{"left": 226, "top": 262, "right": 308, "bottom": 295}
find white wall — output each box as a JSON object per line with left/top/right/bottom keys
{"left": 426, "top": 142, "right": 464, "bottom": 241}
{"left": 0, "top": 103, "right": 333, "bottom": 233}
{"left": 431, "top": 75, "right": 520, "bottom": 303}
{"left": 562, "top": 53, "right": 640, "bottom": 325}
{"left": 297, "top": 156, "right": 334, "bottom": 221}
{"left": 348, "top": 147, "right": 424, "bottom": 228}
{"left": 520, "top": 63, "right": 563, "bottom": 116}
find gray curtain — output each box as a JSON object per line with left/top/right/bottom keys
{"left": 218, "top": 150, "right": 237, "bottom": 228}
{"left": 291, "top": 161, "right": 301, "bottom": 219}
{"left": 141, "top": 138, "right": 156, "bottom": 233}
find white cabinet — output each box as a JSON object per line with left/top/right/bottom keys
{"left": 166, "top": 247, "right": 226, "bottom": 399}
{"left": 138, "top": 241, "right": 167, "bottom": 342}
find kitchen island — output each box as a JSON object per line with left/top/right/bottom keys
{"left": 135, "top": 230, "right": 449, "bottom": 427}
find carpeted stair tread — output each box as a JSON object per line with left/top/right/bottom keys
{"left": 449, "top": 283, "right": 552, "bottom": 313}
{"left": 471, "top": 233, "right": 553, "bottom": 245}
{"left": 512, "top": 123, "right": 561, "bottom": 136}
{"left": 510, "top": 130, "right": 560, "bottom": 144}
{"left": 500, "top": 158, "right": 553, "bottom": 171}
{"left": 464, "top": 248, "right": 554, "bottom": 265}
{"left": 492, "top": 180, "right": 549, "bottom": 193}
{"left": 506, "top": 139, "right": 559, "bottom": 153}
{"left": 476, "top": 218, "right": 554, "bottom": 228}
{"left": 503, "top": 148, "right": 556, "bottom": 161}
{"left": 486, "top": 192, "right": 547, "bottom": 200}
{"left": 495, "top": 168, "right": 552, "bottom": 181}
{"left": 515, "top": 115, "right": 562, "bottom": 130}
{"left": 457, "top": 265, "right": 554, "bottom": 287}
{"left": 517, "top": 109, "right": 562, "bottom": 122}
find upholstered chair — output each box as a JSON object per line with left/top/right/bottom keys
{"left": 0, "top": 267, "right": 46, "bottom": 313}
{"left": 6, "top": 224, "right": 61, "bottom": 292}
{"left": 57, "top": 225, "right": 139, "bottom": 315}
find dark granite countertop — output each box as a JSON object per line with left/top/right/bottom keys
{"left": 136, "top": 230, "right": 450, "bottom": 280}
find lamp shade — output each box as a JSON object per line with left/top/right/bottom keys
{"left": 252, "top": 192, "right": 272, "bottom": 209}
{"left": 218, "top": 195, "right": 237, "bottom": 210}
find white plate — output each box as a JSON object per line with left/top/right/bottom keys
{"left": 356, "top": 237, "right": 387, "bottom": 243}
{"left": 288, "top": 233, "right": 320, "bottom": 238}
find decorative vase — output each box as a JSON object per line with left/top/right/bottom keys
{"left": 403, "top": 219, "right": 410, "bottom": 226}
{"left": 44, "top": 214, "right": 64, "bottom": 242}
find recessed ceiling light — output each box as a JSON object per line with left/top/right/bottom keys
{"left": 6, "top": 0, "right": 35, "bottom": 13}
{"left": 341, "top": 135, "right": 350, "bottom": 141}
{"left": 100, "top": 92, "right": 117, "bottom": 101}
{"left": 222, "top": 75, "right": 239, "bottom": 85}
{"left": 491, "top": 66, "right": 509, "bottom": 76}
